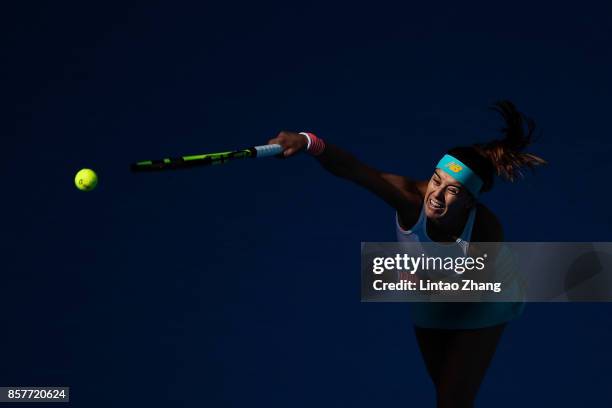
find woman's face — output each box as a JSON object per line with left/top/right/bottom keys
{"left": 425, "top": 169, "right": 475, "bottom": 222}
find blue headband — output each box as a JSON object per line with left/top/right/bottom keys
{"left": 436, "top": 154, "right": 483, "bottom": 198}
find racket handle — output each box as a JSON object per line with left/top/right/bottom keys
{"left": 254, "top": 144, "right": 283, "bottom": 158}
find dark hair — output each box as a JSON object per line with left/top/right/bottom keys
{"left": 447, "top": 100, "right": 547, "bottom": 194}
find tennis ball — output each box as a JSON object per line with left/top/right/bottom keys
{"left": 74, "top": 168, "right": 98, "bottom": 191}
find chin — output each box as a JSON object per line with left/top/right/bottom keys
{"left": 425, "top": 206, "right": 446, "bottom": 220}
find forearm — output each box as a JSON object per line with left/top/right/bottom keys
{"left": 267, "top": 130, "right": 368, "bottom": 180}
{"left": 314, "top": 142, "right": 369, "bottom": 181}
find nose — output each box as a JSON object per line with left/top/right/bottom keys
{"left": 431, "top": 187, "right": 445, "bottom": 202}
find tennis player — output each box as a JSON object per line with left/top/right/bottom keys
{"left": 268, "top": 100, "right": 547, "bottom": 407}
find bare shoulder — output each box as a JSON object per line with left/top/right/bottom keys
{"left": 472, "top": 203, "right": 504, "bottom": 242}
{"left": 379, "top": 173, "right": 429, "bottom": 229}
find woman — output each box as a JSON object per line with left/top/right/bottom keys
{"left": 268, "top": 100, "right": 546, "bottom": 407}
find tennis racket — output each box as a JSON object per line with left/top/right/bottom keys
{"left": 130, "top": 144, "right": 283, "bottom": 172}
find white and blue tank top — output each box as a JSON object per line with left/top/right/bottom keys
{"left": 396, "top": 200, "right": 525, "bottom": 329}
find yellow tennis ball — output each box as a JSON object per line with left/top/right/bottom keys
{"left": 74, "top": 168, "right": 98, "bottom": 191}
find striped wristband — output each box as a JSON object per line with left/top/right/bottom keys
{"left": 299, "top": 132, "right": 326, "bottom": 156}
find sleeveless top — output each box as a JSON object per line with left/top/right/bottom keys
{"left": 396, "top": 200, "right": 525, "bottom": 329}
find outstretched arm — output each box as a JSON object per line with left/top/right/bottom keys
{"left": 267, "top": 131, "right": 423, "bottom": 221}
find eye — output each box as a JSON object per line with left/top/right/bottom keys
{"left": 432, "top": 178, "right": 440, "bottom": 186}
{"left": 447, "top": 188, "right": 459, "bottom": 195}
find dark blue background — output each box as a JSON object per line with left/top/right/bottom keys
{"left": 3, "top": 1, "right": 611, "bottom": 406}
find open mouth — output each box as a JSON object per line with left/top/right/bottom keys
{"left": 428, "top": 198, "right": 445, "bottom": 211}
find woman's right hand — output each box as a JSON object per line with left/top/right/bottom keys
{"left": 267, "top": 131, "right": 308, "bottom": 157}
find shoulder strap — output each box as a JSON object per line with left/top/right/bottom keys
{"left": 412, "top": 201, "right": 427, "bottom": 232}
{"left": 459, "top": 205, "right": 477, "bottom": 242}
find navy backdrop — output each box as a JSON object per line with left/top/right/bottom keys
{"left": 3, "top": 1, "right": 612, "bottom": 406}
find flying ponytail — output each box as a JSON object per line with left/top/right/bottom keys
{"left": 476, "top": 100, "right": 547, "bottom": 182}
{"left": 447, "top": 100, "right": 547, "bottom": 194}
